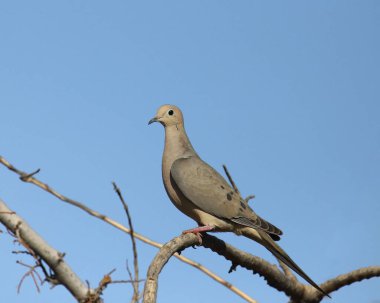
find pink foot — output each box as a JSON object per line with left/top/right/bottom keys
{"left": 182, "top": 225, "right": 215, "bottom": 234}
{"left": 182, "top": 225, "right": 214, "bottom": 244}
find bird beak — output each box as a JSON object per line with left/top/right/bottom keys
{"left": 148, "top": 117, "right": 159, "bottom": 125}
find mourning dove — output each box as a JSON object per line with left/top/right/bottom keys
{"left": 149, "top": 104, "right": 329, "bottom": 297}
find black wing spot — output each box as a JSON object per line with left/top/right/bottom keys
{"left": 226, "top": 193, "right": 232, "bottom": 201}
{"left": 270, "top": 234, "right": 281, "bottom": 241}
{"left": 240, "top": 201, "right": 247, "bottom": 209}
{"left": 220, "top": 185, "right": 225, "bottom": 189}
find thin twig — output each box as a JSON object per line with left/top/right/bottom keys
{"left": 223, "top": 164, "right": 256, "bottom": 203}
{"left": 20, "top": 168, "right": 41, "bottom": 181}
{"left": 244, "top": 195, "right": 256, "bottom": 203}
{"left": 16, "top": 261, "right": 43, "bottom": 293}
{"left": 112, "top": 279, "right": 145, "bottom": 284}
{"left": 113, "top": 182, "right": 139, "bottom": 303}
{"left": 11, "top": 227, "right": 61, "bottom": 288}
{"left": 223, "top": 164, "right": 240, "bottom": 194}
{"left": 0, "top": 156, "right": 109, "bottom": 221}
{"left": 91, "top": 268, "right": 116, "bottom": 299}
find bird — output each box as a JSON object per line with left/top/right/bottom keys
{"left": 149, "top": 104, "right": 329, "bottom": 297}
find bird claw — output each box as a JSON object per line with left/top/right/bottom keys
{"left": 182, "top": 225, "right": 214, "bottom": 245}
{"left": 193, "top": 232, "right": 203, "bottom": 245}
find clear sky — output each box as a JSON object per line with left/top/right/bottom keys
{"left": 0, "top": 1, "right": 379, "bottom": 303}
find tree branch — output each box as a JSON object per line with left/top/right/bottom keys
{"left": 201, "top": 233, "right": 308, "bottom": 299}
{"left": 321, "top": 266, "right": 380, "bottom": 294}
{"left": 0, "top": 155, "right": 253, "bottom": 302}
{"left": 143, "top": 233, "right": 260, "bottom": 303}
{"left": 143, "top": 232, "right": 305, "bottom": 303}
{"left": 143, "top": 234, "right": 199, "bottom": 303}
{"left": 143, "top": 231, "right": 380, "bottom": 303}
{"left": 0, "top": 199, "right": 96, "bottom": 302}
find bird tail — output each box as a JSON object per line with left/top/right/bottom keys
{"left": 242, "top": 228, "right": 330, "bottom": 298}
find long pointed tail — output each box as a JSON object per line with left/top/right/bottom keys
{"left": 242, "top": 228, "right": 330, "bottom": 298}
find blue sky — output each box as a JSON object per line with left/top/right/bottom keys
{"left": 0, "top": 1, "right": 379, "bottom": 302}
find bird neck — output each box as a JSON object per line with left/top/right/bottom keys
{"left": 161, "top": 123, "right": 197, "bottom": 202}
{"left": 162, "top": 123, "right": 197, "bottom": 183}
{"left": 163, "top": 123, "right": 197, "bottom": 161}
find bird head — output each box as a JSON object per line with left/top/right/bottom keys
{"left": 148, "top": 104, "right": 184, "bottom": 127}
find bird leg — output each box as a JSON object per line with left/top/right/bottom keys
{"left": 182, "top": 225, "right": 214, "bottom": 244}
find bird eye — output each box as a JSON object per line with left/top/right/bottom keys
{"left": 168, "top": 109, "right": 174, "bottom": 116}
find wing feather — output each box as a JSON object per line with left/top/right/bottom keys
{"left": 170, "top": 156, "right": 282, "bottom": 238}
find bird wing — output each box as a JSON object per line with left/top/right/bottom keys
{"left": 170, "top": 156, "right": 282, "bottom": 237}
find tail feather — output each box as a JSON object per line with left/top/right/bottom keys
{"left": 243, "top": 228, "right": 330, "bottom": 298}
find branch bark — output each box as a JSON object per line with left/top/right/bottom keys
{"left": 144, "top": 232, "right": 380, "bottom": 303}
{"left": 321, "top": 267, "right": 380, "bottom": 294}
{"left": 143, "top": 234, "right": 200, "bottom": 303}
{"left": 0, "top": 199, "right": 96, "bottom": 303}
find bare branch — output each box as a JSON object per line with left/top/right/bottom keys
{"left": 16, "top": 260, "right": 43, "bottom": 293}
{"left": 0, "top": 155, "right": 253, "bottom": 302}
{"left": 113, "top": 182, "right": 139, "bottom": 303}
{"left": 201, "top": 233, "right": 309, "bottom": 299}
{"left": 223, "top": 164, "right": 240, "bottom": 194}
{"left": 203, "top": 234, "right": 380, "bottom": 302}
{"left": 223, "top": 164, "right": 255, "bottom": 204}
{"left": 143, "top": 234, "right": 196, "bottom": 303}
{"left": 145, "top": 232, "right": 378, "bottom": 303}
{"left": 321, "top": 266, "right": 380, "bottom": 294}
{"left": 143, "top": 233, "right": 258, "bottom": 303}
{"left": 3, "top": 156, "right": 379, "bottom": 302}
{"left": 20, "top": 168, "right": 41, "bottom": 181}
{"left": 0, "top": 199, "right": 97, "bottom": 302}
{"left": 0, "top": 156, "right": 109, "bottom": 222}
{"left": 112, "top": 279, "right": 145, "bottom": 284}
{"left": 244, "top": 195, "right": 256, "bottom": 203}
{"left": 91, "top": 269, "right": 118, "bottom": 300}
